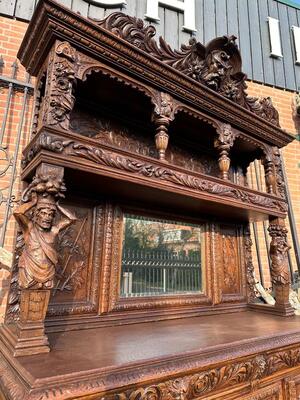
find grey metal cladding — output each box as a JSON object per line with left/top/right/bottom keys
{"left": 1, "top": 0, "right": 300, "bottom": 91}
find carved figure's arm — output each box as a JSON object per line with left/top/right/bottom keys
{"left": 13, "top": 195, "right": 37, "bottom": 233}
{"left": 56, "top": 203, "right": 77, "bottom": 231}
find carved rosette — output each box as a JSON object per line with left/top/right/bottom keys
{"left": 152, "top": 92, "right": 175, "bottom": 161}
{"left": 244, "top": 225, "right": 256, "bottom": 302}
{"left": 268, "top": 221, "right": 291, "bottom": 286}
{"left": 43, "top": 41, "right": 76, "bottom": 130}
{"left": 214, "top": 123, "right": 236, "bottom": 180}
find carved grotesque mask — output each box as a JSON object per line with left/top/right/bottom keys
{"left": 35, "top": 207, "right": 56, "bottom": 230}
{"left": 202, "top": 50, "right": 231, "bottom": 90}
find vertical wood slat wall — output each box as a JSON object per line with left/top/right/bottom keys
{"left": 1, "top": 0, "right": 300, "bottom": 91}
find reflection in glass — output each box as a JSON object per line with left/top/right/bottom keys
{"left": 120, "top": 214, "right": 203, "bottom": 297}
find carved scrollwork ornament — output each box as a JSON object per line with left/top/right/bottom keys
{"left": 214, "top": 123, "right": 236, "bottom": 180}
{"left": 98, "top": 13, "right": 280, "bottom": 126}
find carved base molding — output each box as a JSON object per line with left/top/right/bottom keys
{"left": 2, "top": 290, "right": 51, "bottom": 357}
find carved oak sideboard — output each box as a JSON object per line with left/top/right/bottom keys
{"left": 0, "top": 1, "right": 300, "bottom": 399}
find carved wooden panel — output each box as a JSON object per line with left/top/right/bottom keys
{"left": 218, "top": 225, "right": 246, "bottom": 302}
{"left": 47, "top": 199, "right": 104, "bottom": 317}
{"left": 70, "top": 107, "right": 224, "bottom": 178}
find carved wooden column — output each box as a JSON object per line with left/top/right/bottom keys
{"left": 262, "top": 146, "right": 276, "bottom": 194}
{"left": 244, "top": 225, "right": 257, "bottom": 303}
{"left": 42, "top": 41, "right": 76, "bottom": 131}
{"left": 214, "top": 124, "right": 236, "bottom": 180}
{"left": 2, "top": 163, "right": 76, "bottom": 356}
{"left": 152, "top": 92, "right": 175, "bottom": 161}
{"left": 268, "top": 218, "right": 294, "bottom": 316}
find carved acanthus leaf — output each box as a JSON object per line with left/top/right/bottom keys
{"left": 97, "top": 13, "right": 280, "bottom": 126}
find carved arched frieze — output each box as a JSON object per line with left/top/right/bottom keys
{"left": 78, "top": 62, "right": 157, "bottom": 107}
{"left": 172, "top": 104, "right": 220, "bottom": 132}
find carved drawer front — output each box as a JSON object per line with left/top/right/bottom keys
{"left": 237, "top": 384, "right": 283, "bottom": 400}
{"left": 284, "top": 373, "right": 300, "bottom": 400}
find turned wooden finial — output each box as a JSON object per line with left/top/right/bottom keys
{"left": 214, "top": 123, "right": 236, "bottom": 180}
{"left": 152, "top": 92, "right": 175, "bottom": 162}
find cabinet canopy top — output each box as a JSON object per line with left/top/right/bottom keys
{"left": 18, "top": 0, "right": 294, "bottom": 148}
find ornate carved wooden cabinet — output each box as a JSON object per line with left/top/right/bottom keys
{"left": 0, "top": 1, "right": 300, "bottom": 399}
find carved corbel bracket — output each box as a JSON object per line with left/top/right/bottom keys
{"left": 152, "top": 92, "right": 176, "bottom": 161}
{"left": 214, "top": 123, "right": 236, "bottom": 180}
{"left": 268, "top": 218, "right": 294, "bottom": 316}
{"left": 43, "top": 41, "right": 77, "bottom": 130}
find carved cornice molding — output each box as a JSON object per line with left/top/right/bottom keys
{"left": 22, "top": 130, "right": 288, "bottom": 216}
{"left": 17, "top": 0, "right": 294, "bottom": 149}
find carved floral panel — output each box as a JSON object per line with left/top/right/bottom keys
{"left": 219, "top": 225, "right": 244, "bottom": 299}
{"left": 47, "top": 200, "right": 104, "bottom": 317}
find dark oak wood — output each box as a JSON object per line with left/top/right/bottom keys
{"left": 0, "top": 0, "right": 298, "bottom": 398}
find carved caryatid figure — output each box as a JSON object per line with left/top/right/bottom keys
{"left": 268, "top": 223, "right": 291, "bottom": 286}
{"left": 14, "top": 194, "right": 76, "bottom": 289}
{"left": 14, "top": 166, "right": 76, "bottom": 290}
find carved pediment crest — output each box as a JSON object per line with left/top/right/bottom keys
{"left": 96, "top": 13, "right": 279, "bottom": 127}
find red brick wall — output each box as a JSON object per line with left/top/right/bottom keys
{"left": 0, "top": 17, "right": 299, "bottom": 320}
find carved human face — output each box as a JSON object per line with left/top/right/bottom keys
{"left": 35, "top": 207, "right": 55, "bottom": 230}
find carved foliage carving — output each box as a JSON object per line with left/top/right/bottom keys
{"left": 98, "top": 13, "right": 280, "bottom": 126}
{"left": 45, "top": 41, "right": 76, "bottom": 130}
{"left": 111, "top": 352, "right": 294, "bottom": 400}
{"left": 268, "top": 222, "right": 291, "bottom": 285}
{"left": 272, "top": 147, "right": 286, "bottom": 199}
{"left": 220, "top": 226, "right": 240, "bottom": 296}
{"left": 244, "top": 225, "right": 257, "bottom": 302}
